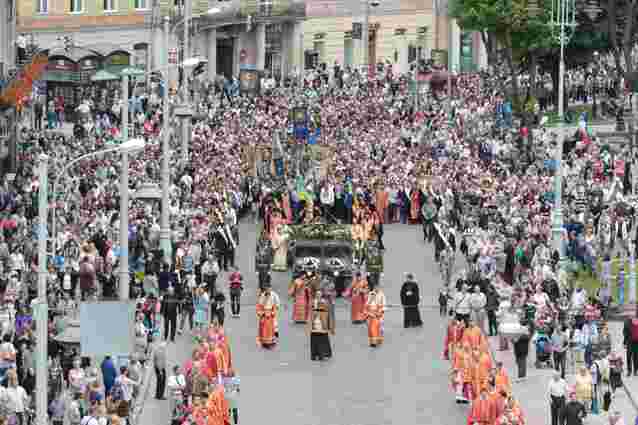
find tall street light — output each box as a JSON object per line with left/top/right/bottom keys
{"left": 361, "top": 0, "right": 380, "bottom": 78}
{"left": 170, "top": 6, "right": 223, "bottom": 163}
{"left": 550, "top": 0, "right": 576, "bottom": 266}
{"left": 38, "top": 138, "right": 144, "bottom": 425}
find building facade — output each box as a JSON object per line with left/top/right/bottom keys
{"left": 302, "top": 0, "right": 487, "bottom": 74}
{"left": 0, "top": 0, "right": 17, "bottom": 76}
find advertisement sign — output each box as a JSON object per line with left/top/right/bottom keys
{"left": 168, "top": 48, "right": 178, "bottom": 65}
{"left": 239, "top": 69, "right": 260, "bottom": 96}
{"left": 431, "top": 49, "right": 448, "bottom": 68}
{"left": 352, "top": 22, "right": 362, "bottom": 40}
{"left": 460, "top": 32, "right": 474, "bottom": 72}
{"left": 46, "top": 58, "right": 77, "bottom": 72}
{"left": 105, "top": 53, "right": 130, "bottom": 66}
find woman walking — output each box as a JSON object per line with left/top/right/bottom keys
{"left": 193, "top": 287, "right": 210, "bottom": 337}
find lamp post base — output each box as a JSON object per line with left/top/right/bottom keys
{"left": 160, "top": 229, "right": 172, "bottom": 265}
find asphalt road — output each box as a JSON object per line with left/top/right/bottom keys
{"left": 139, "top": 222, "right": 470, "bottom": 425}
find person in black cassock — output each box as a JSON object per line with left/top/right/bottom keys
{"left": 400, "top": 273, "right": 423, "bottom": 328}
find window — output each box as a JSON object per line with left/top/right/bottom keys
{"left": 103, "top": 0, "right": 115, "bottom": 11}
{"left": 135, "top": 0, "right": 148, "bottom": 9}
{"left": 70, "top": 0, "right": 82, "bottom": 12}
{"left": 258, "top": 0, "right": 272, "bottom": 16}
{"left": 36, "top": 0, "right": 48, "bottom": 13}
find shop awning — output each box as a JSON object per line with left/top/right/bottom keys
{"left": 42, "top": 70, "right": 80, "bottom": 83}
{"left": 90, "top": 70, "right": 119, "bottom": 81}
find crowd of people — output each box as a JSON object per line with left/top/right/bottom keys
{"left": 242, "top": 59, "right": 638, "bottom": 424}
{"left": 0, "top": 43, "right": 636, "bottom": 424}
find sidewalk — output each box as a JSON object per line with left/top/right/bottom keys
{"left": 487, "top": 321, "right": 637, "bottom": 425}
{"left": 135, "top": 319, "right": 195, "bottom": 425}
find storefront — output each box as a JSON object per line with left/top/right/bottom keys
{"left": 43, "top": 58, "right": 80, "bottom": 118}
{"left": 103, "top": 52, "right": 131, "bottom": 75}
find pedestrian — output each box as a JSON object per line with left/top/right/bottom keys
{"left": 548, "top": 371, "right": 567, "bottom": 425}
{"left": 513, "top": 325, "right": 530, "bottom": 381}
{"left": 193, "top": 287, "right": 210, "bottom": 336}
{"left": 623, "top": 308, "right": 638, "bottom": 377}
{"left": 153, "top": 342, "right": 167, "bottom": 400}
{"left": 438, "top": 287, "right": 449, "bottom": 317}
{"left": 161, "top": 286, "right": 179, "bottom": 343}
{"left": 228, "top": 270, "right": 243, "bottom": 318}
{"left": 178, "top": 287, "right": 194, "bottom": 334}
{"left": 485, "top": 286, "right": 499, "bottom": 336}
{"left": 552, "top": 325, "right": 569, "bottom": 379}
{"left": 453, "top": 283, "right": 471, "bottom": 326}
{"left": 166, "top": 365, "right": 185, "bottom": 416}
{"left": 201, "top": 256, "right": 219, "bottom": 299}
{"left": 469, "top": 285, "right": 487, "bottom": 334}
{"left": 400, "top": 273, "right": 422, "bottom": 328}
{"left": 4, "top": 370, "right": 28, "bottom": 425}
{"left": 563, "top": 390, "right": 586, "bottom": 425}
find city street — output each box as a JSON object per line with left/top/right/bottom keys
{"left": 137, "top": 219, "right": 638, "bottom": 425}
{"left": 140, "top": 222, "right": 470, "bottom": 425}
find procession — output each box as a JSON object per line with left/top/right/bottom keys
{"left": 3, "top": 4, "right": 638, "bottom": 423}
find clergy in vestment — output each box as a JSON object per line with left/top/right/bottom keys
{"left": 400, "top": 273, "right": 423, "bottom": 328}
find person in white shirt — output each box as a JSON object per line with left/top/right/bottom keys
{"left": 80, "top": 406, "right": 100, "bottom": 425}
{"left": 469, "top": 285, "right": 487, "bottom": 333}
{"left": 166, "top": 365, "right": 186, "bottom": 416}
{"left": 547, "top": 371, "right": 568, "bottom": 425}
{"left": 5, "top": 369, "right": 29, "bottom": 425}
{"left": 453, "top": 284, "right": 472, "bottom": 325}
{"left": 114, "top": 366, "right": 140, "bottom": 403}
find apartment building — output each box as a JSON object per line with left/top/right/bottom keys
{"left": 0, "top": 0, "right": 17, "bottom": 76}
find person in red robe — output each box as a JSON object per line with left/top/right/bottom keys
{"left": 467, "top": 389, "right": 496, "bottom": 425}
{"left": 444, "top": 317, "right": 463, "bottom": 360}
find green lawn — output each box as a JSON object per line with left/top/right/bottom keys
{"left": 577, "top": 257, "right": 638, "bottom": 303}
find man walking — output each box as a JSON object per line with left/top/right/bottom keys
{"left": 161, "top": 287, "right": 179, "bottom": 343}
{"left": 563, "top": 391, "right": 586, "bottom": 425}
{"left": 623, "top": 309, "right": 638, "bottom": 376}
{"left": 552, "top": 325, "right": 569, "bottom": 379}
{"left": 513, "top": 325, "right": 530, "bottom": 381}
{"left": 547, "top": 371, "right": 567, "bottom": 425}
{"left": 153, "top": 342, "right": 167, "bottom": 400}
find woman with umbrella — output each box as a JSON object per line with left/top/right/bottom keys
{"left": 400, "top": 273, "right": 423, "bottom": 328}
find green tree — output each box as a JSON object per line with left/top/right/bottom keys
{"left": 450, "top": 0, "right": 554, "bottom": 102}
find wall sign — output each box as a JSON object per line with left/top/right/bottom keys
{"left": 105, "top": 53, "right": 130, "bottom": 66}
{"left": 47, "top": 59, "right": 77, "bottom": 71}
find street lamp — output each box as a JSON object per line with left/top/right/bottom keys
{"left": 550, "top": 0, "right": 577, "bottom": 266}
{"left": 362, "top": 0, "right": 380, "bottom": 78}
{"left": 39, "top": 138, "right": 144, "bottom": 425}
{"left": 592, "top": 51, "right": 600, "bottom": 120}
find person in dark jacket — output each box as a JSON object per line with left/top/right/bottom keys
{"left": 400, "top": 273, "right": 422, "bottom": 328}
{"left": 158, "top": 264, "right": 175, "bottom": 296}
{"left": 563, "top": 391, "right": 586, "bottom": 425}
{"left": 513, "top": 325, "right": 530, "bottom": 380}
{"left": 161, "top": 287, "right": 179, "bottom": 342}
{"left": 100, "top": 356, "right": 118, "bottom": 396}
{"left": 623, "top": 308, "right": 638, "bottom": 376}
{"left": 485, "top": 287, "right": 499, "bottom": 336}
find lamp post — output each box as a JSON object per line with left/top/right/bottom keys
{"left": 550, "top": 0, "right": 577, "bottom": 264}
{"left": 41, "top": 139, "right": 144, "bottom": 425}
{"left": 361, "top": 0, "right": 380, "bottom": 78}
{"left": 592, "top": 51, "right": 600, "bottom": 120}
{"left": 35, "top": 153, "right": 48, "bottom": 425}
